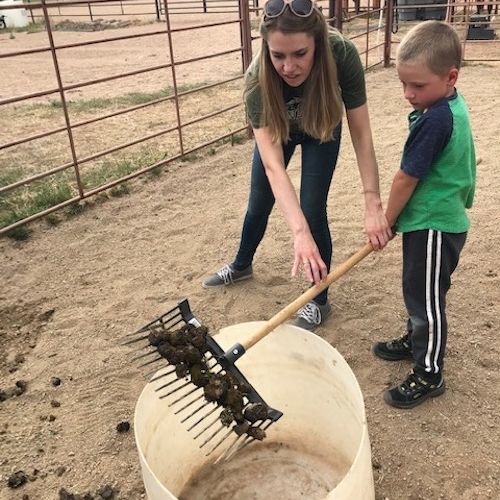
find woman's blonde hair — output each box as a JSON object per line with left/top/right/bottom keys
{"left": 245, "top": 7, "right": 343, "bottom": 143}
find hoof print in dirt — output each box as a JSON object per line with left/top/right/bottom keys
{"left": 51, "top": 377, "right": 62, "bottom": 386}
{"left": 0, "top": 380, "right": 27, "bottom": 402}
{"left": 96, "top": 485, "right": 116, "bottom": 498}
{"left": 7, "top": 353, "right": 25, "bottom": 373}
{"left": 14, "top": 380, "right": 27, "bottom": 396}
{"left": 59, "top": 488, "right": 93, "bottom": 499}
{"left": 116, "top": 420, "right": 130, "bottom": 433}
{"left": 55, "top": 465, "right": 67, "bottom": 477}
{"left": 39, "top": 308, "right": 55, "bottom": 322}
{"left": 7, "top": 470, "right": 28, "bottom": 488}
{"left": 59, "top": 484, "right": 116, "bottom": 499}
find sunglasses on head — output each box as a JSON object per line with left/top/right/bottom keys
{"left": 263, "top": 0, "right": 315, "bottom": 18}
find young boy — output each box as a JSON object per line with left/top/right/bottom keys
{"left": 373, "top": 21, "right": 476, "bottom": 409}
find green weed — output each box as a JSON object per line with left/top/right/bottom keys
{"left": 45, "top": 82, "right": 210, "bottom": 113}
{"left": 147, "top": 166, "right": 163, "bottom": 177}
{"left": 0, "top": 168, "right": 25, "bottom": 189}
{"left": 45, "top": 213, "right": 60, "bottom": 226}
{"left": 5, "top": 226, "right": 31, "bottom": 241}
{"left": 66, "top": 201, "right": 86, "bottom": 216}
{"left": 109, "top": 183, "right": 129, "bottom": 197}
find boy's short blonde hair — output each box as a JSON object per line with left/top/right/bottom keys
{"left": 397, "top": 21, "right": 462, "bottom": 75}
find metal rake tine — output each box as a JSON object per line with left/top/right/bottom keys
{"left": 188, "top": 405, "right": 219, "bottom": 432}
{"left": 155, "top": 374, "right": 188, "bottom": 392}
{"left": 138, "top": 355, "right": 163, "bottom": 368}
{"left": 204, "top": 353, "right": 217, "bottom": 363}
{"left": 144, "top": 365, "right": 170, "bottom": 381}
{"left": 229, "top": 420, "right": 273, "bottom": 458}
{"left": 130, "top": 349, "right": 160, "bottom": 363}
{"left": 157, "top": 379, "right": 191, "bottom": 397}
{"left": 149, "top": 367, "right": 176, "bottom": 383}
{"left": 199, "top": 423, "right": 228, "bottom": 450}
{"left": 131, "top": 302, "right": 183, "bottom": 335}
{"left": 192, "top": 411, "right": 222, "bottom": 439}
{"left": 203, "top": 358, "right": 223, "bottom": 374}
{"left": 213, "top": 433, "right": 244, "bottom": 464}
{"left": 204, "top": 354, "right": 221, "bottom": 368}
{"left": 204, "top": 426, "right": 235, "bottom": 456}
{"left": 167, "top": 385, "right": 201, "bottom": 406}
{"left": 224, "top": 434, "right": 251, "bottom": 461}
{"left": 121, "top": 332, "right": 150, "bottom": 346}
{"left": 180, "top": 400, "right": 212, "bottom": 424}
{"left": 174, "top": 393, "right": 205, "bottom": 415}
{"left": 160, "top": 315, "right": 185, "bottom": 331}
{"left": 123, "top": 301, "right": 190, "bottom": 346}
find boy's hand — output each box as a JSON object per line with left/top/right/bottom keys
{"left": 388, "top": 226, "right": 398, "bottom": 241}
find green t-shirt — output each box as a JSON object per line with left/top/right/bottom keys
{"left": 245, "top": 31, "right": 366, "bottom": 130}
{"left": 397, "top": 92, "right": 476, "bottom": 233}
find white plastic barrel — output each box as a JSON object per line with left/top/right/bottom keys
{"left": 0, "top": 0, "right": 29, "bottom": 28}
{"left": 134, "top": 322, "right": 375, "bottom": 499}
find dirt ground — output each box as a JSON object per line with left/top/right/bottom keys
{"left": 1, "top": 12, "right": 500, "bottom": 500}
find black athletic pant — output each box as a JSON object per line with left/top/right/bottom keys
{"left": 403, "top": 229, "right": 467, "bottom": 380}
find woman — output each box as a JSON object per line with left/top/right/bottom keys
{"left": 203, "top": 0, "right": 391, "bottom": 330}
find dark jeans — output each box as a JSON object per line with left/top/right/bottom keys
{"left": 233, "top": 126, "right": 342, "bottom": 304}
{"left": 403, "top": 229, "right": 467, "bottom": 379}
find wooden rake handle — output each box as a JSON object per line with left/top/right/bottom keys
{"left": 241, "top": 242, "right": 374, "bottom": 351}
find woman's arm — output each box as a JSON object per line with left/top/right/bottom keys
{"left": 253, "top": 127, "right": 327, "bottom": 285}
{"left": 346, "top": 103, "right": 392, "bottom": 249}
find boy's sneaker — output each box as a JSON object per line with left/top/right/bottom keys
{"left": 372, "top": 334, "right": 413, "bottom": 361}
{"left": 202, "top": 264, "right": 253, "bottom": 288}
{"left": 292, "top": 301, "right": 331, "bottom": 331}
{"left": 384, "top": 370, "right": 446, "bottom": 409}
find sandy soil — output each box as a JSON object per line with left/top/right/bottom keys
{"left": 1, "top": 14, "right": 500, "bottom": 500}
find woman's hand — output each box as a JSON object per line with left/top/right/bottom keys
{"left": 364, "top": 193, "right": 393, "bottom": 250}
{"left": 291, "top": 229, "right": 328, "bottom": 285}
{"left": 253, "top": 127, "right": 329, "bottom": 284}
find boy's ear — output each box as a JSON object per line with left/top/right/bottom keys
{"left": 447, "top": 67, "right": 459, "bottom": 86}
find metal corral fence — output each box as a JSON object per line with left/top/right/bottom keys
{"left": 0, "top": 0, "right": 254, "bottom": 236}
{"left": 20, "top": 0, "right": 261, "bottom": 22}
{"left": 0, "top": 0, "right": 499, "bottom": 236}
{"left": 386, "top": 0, "right": 500, "bottom": 63}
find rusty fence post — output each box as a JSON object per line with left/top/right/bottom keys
{"left": 240, "top": 0, "right": 253, "bottom": 72}
{"left": 162, "top": 0, "right": 184, "bottom": 156}
{"left": 41, "top": 0, "right": 85, "bottom": 198}
{"left": 334, "top": 0, "right": 343, "bottom": 31}
{"left": 239, "top": 0, "right": 253, "bottom": 139}
{"left": 328, "top": 0, "right": 336, "bottom": 27}
{"left": 384, "top": 0, "right": 394, "bottom": 67}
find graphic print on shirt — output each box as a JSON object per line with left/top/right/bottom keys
{"left": 286, "top": 97, "right": 302, "bottom": 123}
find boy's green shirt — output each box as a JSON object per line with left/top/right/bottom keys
{"left": 397, "top": 92, "right": 476, "bottom": 233}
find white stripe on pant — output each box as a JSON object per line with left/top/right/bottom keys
{"left": 402, "top": 229, "right": 466, "bottom": 378}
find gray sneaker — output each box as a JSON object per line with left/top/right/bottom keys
{"left": 202, "top": 263, "right": 253, "bottom": 288}
{"left": 292, "top": 301, "right": 331, "bottom": 331}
